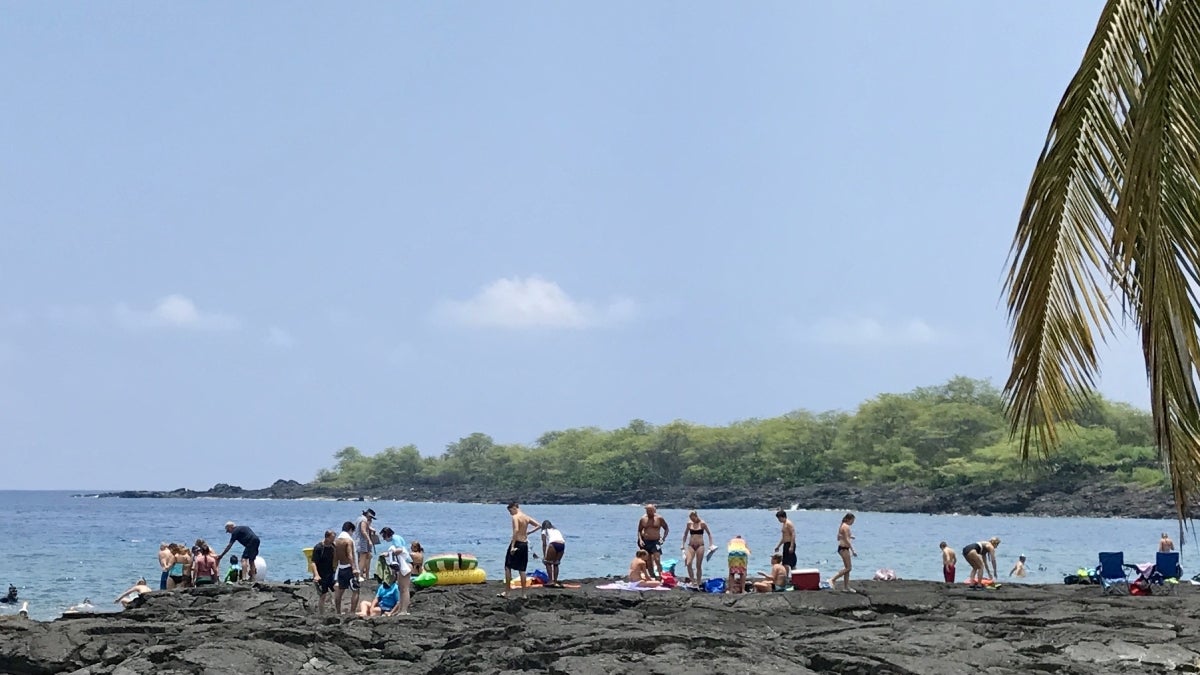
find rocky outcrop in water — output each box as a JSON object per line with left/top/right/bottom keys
{"left": 89, "top": 477, "right": 1179, "bottom": 519}
{"left": 1, "top": 580, "right": 1197, "bottom": 674}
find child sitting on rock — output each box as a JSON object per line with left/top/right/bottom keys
{"left": 628, "top": 551, "right": 660, "bottom": 588}
{"left": 224, "top": 556, "right": 241, "bottom": 584}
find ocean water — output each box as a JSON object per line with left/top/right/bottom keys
{"left": 0, "top": 491, "right": 1185, "bottom": 621}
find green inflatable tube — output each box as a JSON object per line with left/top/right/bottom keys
{"left": 413, "top": 571, "right": 438, "bottom": 588}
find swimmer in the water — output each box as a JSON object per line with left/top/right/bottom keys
{"left": 1, "top": 584, "right": 17, "bottom": 604}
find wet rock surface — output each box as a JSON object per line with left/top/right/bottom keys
{"left": 89, "top": 477, "right": 1178, "bottom": 519}
{"left": 1, "top": 580, "right": 1197, "bottom": 674}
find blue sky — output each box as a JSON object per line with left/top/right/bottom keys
{"left": 2, "top": 1, "right": 1141, "bottom": 490}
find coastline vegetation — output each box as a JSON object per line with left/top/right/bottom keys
{"left": 313, "top": 377, "right": 1163, "bottom": 492}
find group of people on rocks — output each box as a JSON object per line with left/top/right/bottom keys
{"left": 117, "top": 503, "right": 1181, "bottom": 622}
{"left": 307, "top": 508, "right": 424, "bottom": 617}
{"left": 619, "top": 506, "right": 860, "bottom": 593}
{"left": 153, "top": 522, "right": 262, "bottom": 592}
{"left": 490, "top": 503, "right": 863, "bottom": 595}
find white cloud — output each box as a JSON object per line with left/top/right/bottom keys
{"left": 114, "top": 295, "right": 239, "bottom": 331}
{"left": 264, "top": 326, "right": 295, "bottom": 348}
{"left": 436, "top": 276, "right": 635, "bottom": 329}
{"left": 806, "top": 316, "right": 941, "bottom": 346}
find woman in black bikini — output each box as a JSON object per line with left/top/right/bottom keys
{"left": 828, "top": 513, "right": 856, "bottom": 592}
{"left": 962, "top": 537, "right": 1000, "bottom": 587}
{"left": 680, "top": 511, "right": 714, "bottom": 586}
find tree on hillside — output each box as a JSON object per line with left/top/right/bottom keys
{"left": 1004, "top": 0, "right": 1200, "bottom": 519}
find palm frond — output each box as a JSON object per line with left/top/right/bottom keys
{"left": 1003, "top": 0, "right": 1152, "bottom": 460}
{"left": 1113, "top": 0, "right": 1200, "bottom": 520}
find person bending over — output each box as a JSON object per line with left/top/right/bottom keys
{"left": 540, "top": 520, "right": 567, "bottom": 588}
{"left": 962, "top": 537, "right": 1001, "bottom": 588}
{"left": 114, "top": 578, "right": 151, "bottom": 608}
{"left": 217, "top": 522, "right": 260, "bottom": 582}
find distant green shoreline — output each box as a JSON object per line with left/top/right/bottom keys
{"left": 310, "top": 377, "right": 1162, "bottom": 494}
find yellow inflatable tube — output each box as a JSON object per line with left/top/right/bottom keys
{"left": 434, "top": 568, "right": 487, "bottom": 586}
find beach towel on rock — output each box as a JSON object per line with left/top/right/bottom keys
{"left": 597, "top": 581, "right": 671, "bottom": 591}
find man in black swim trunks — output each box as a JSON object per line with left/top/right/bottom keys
{"left": 637, "top": 504, "right": 670, "bottom": 579}
{"left": 503, "top": 502, "right": 541, "bottom": 596}
{"left": 774, "top": 510, "right": 798, "bottom": 579}
{"left": 311, "top": 530, "right": 337, "bottom": 614}
{"left": 217, "top": 521, "right": 260, "bottom": 582}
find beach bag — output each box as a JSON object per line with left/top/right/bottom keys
{"left": 703, "top": 578, "right": 725, "bottom": 594}
{"left": 369, "top": 531, "right": 382, "bottom": 546}
{"left": 531, "top": 569, "right": 550, "bottom": 584}
{"left": 661, "top": 572, "right": 677, "bottom": 588}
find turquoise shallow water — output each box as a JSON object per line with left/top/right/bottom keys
{"left": 0, "top": 491, "right": 1185, "bottom": 620}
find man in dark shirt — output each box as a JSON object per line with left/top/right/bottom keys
{"left": 217, "top": 521, "right": 261, "bottom": 581}
{"left": 311, "top": 530, "right": 337, "bottom": 613}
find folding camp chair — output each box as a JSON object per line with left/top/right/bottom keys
{"left": 1150, "top": 551, "right": 1182, "bottom": 595}
{"left": 1098, "top": 552, "right": 1133, "bottom": 595}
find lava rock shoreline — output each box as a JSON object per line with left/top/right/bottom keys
{"left": 1, "top": 580, "right": 1197, "bottom": 674}
{"left": 87, "top": 477, "right": 1180, "bottom": 519}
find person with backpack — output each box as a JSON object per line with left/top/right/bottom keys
{"left": 311, "top": 530, "right": 337, "bottom": 614}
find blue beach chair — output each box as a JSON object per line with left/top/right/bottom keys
{"left": 1098, "top": 552, "right": 1132, "bottom": 595}
{"left": 1150, "top": 551, "right": 1182, "bottom": 595}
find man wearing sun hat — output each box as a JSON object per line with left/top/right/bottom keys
{"left": 354, "top": 508, "right": 378, "bottom": 580}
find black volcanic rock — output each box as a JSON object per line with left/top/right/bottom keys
{"left": 95, "top": 478, "right": 1182, "bottom": 519}
{"left": 208, "top": 483, "right": 245, "bottom": 495}
{"left": 1, "top": 580, "right": 1197, "bottom": 673}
